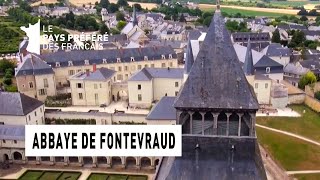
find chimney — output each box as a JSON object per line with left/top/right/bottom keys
{"left": 86, "top": 69, "right": 90, "bottom": 76}
{"left": 139, "top": 46, "right": 142, "bottom": 53}
{"left": 93, "top": 63, "right": 97, "bottom": 72}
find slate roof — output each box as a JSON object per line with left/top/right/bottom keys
{"left": 155, "top": 136, "right": 267, "bottom": 180}
{"left": 146, "top": 96, "right": 176, "bottom": 120}
{"left": 0, "top": 92, "right": 43, "bottom": 116}
{"left": 284, "top": 63, "right": 309, "bottom": 75}
{"left": 174, "top": 10, "right": 259, "bottom": 110}
{"left": 184, "top": 40, "right": 194, "bottom": 74}
{"left": 243, "top": 40, "right": 254, "bottom": 75}
{"left": 187, "top": 30, "right": 202, "bottom": 40}
{"left": 71, "top": 68, "right": 116, "bottom": 81}
{"left": 40, "top": 46, "right": 176, "bottom": 67}
{"left": 232, "top": 32, "right": 270, "bottom": 42}
{"left": 262, "top": 43, "right": 291, "bottom": 57}
{"left": 16, "top": 54, "right": 54, "bottom": 76}
{"left": 255, "top": 73, "right": 271, "bottom": 80}
{"left": 0, "top": 125, "right": 25, "bottom": 140}
{"left": 129, "top": 68, "right": 184, "bottom": 81}
{"left": 254, "top": 55, "right": 283, "bottom": 68}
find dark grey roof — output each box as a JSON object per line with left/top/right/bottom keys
{"left": 187, "top": 30, "right": 202, "bottom": 40}
{"left": 129, "top": 68, "right": 184, "bottom": 81}
{"left": 278, "top": 24, "right": 307, "bottom": 31}
{"left": 302, "top": 30, "right": 320, "bottom": 36}
{"left": 155, "top": 136, "right": 267, "bottom": 180}
{"left": 255, "top": 73, "right": 271, "bottom": 80}
{"left": 40, "top": 46, "right": 176, "bottom": 67}
{"left": 184, "top": 40, "right": 194, "bottom": 74}
{"left": 243, "top": 40, "right": 254, "bottom": 76}
{"left": 72, "top": 68, "right": 116, "bottom": 81}
{"left": 300, "top": 59, "right": 320, "bottom": 70}
{"left": 174, "top": 10, "right": 259, "bottom": 110}
{"left": 106, "top": 34, "right": 128, "bottom": 42}
{"left": 0, "top": 92, "right": 43, "bottom": 116}
{"left": 264, "top": 43, "right": 291, "bottom": 57}
{"left": 254, "top": 55, "right": 283, "bottom": 68}
{"left": 16, "top": 54, "right": 54, "bottom": 76}
{"left": 146, "top": 96, "right": 176, "bottom": 120}
{"left": 232, "top": 32, "right": 270, "bottom": 42}
{"left": 0, "top": 125, "right": 25, "bottom": 140}
{"left": 132, "top": 6, "right": 138, "bottom": 26}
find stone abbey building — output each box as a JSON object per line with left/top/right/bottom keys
{"left": 155, "top": 5, "right": 267, "bottom": 180}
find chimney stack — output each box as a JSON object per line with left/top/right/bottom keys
{"left": 93, "top": 63, "right": 97, "bottom": 72}
{"left": 86, "top": 69, "right": 90, "bottom": 76}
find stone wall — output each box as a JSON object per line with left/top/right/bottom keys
{"left": 288, "top": 93, "right": 306, "bottom": 104}
{"left": 305, "top": 95, "right": 320, "bottom": 112}
{"left": 45, "top": 111, "right": 146, "bottom": 125}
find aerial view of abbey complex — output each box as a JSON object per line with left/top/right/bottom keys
{"left": 0, "top": 0, "right": 320, "bottom": 179}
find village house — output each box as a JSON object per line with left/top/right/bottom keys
{"left": 128, "top": 67, "right": 183, "bottom": 108}
{"left": 0, "top": 92, "right": 45, "bottom": 125}
{"left": 15, "top": 54, "right": 56, "bottom": 101}
{"left": 69, "top": 66, "right": 116, "bottom": 106}
{"left": 231, "top": 32, "right": 271, "bottom": 51}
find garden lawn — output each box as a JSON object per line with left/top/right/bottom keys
{"left": 57, "top": 172, "right": 81, "bottom": 180}
{"left": 293, "top": 173, "right": 320, "bottom": 180}
{"left": 87, "top": 173, "right": 148, "bottom": 180}
{"left": 18, "top": 170, "right": 43, "bottom": 180}
{"left": 257, "top": 127, "right": 320, "bottom": 171}
{"left": 39, "top": 171, "right": 62, "bottom": 180}
{"left": 256, "top": 105, "right": 320, "bottom": 142}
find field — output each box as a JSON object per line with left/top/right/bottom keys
{"left": 87, "top": 173, "right": 148, "bottom": 180}
{"left": 256, "top": 105, "right": 320, "bottom": 142}
{"left": 256, "top": 127, "right": 320, "bottom": 170}
{"left": 0, "top": 16, "right": 25, "bottom": 54}
{"left": 31, "top": 0, "right": 157, "bottom": 9}
{"left": 294, "top": 173, "right": 320, "bottom": 180}
{"left": 199, "top": 4, "right": 299, "bottom": 15}
{"left": 18, "top": 170, "right": 81, "bottom": 180}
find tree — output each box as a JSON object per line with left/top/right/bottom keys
{"left": 110, "top": 28, "right": 120, "bottom": 34}
{"left": 297, "top": 8, "right": 308, "bottom": 16}
{"left": 100, "top": 0, "right": 110, "bottom": 8}
{"left": 116, "top": 12, "right": 125, "bottom": 21}
{"left": 300, "top": 15, "right": 308, "bottom": 21}
{"left": 0, "top": 59, "right": 15, "bottom": 74}
{"left": 100, "top": 24, "right": 110, "bottom": 34}
{"left": 289, "top": 30, "right": 306, "bottom": 48}
{"left": 117, "top": 0, "right": 128, "bottom": 7}
{"left": 272, "top": 29, "right": 281, "bottom": 43}
{"left": 203, "top": 16, "right": 212, "bottom": 27}
{"left": 179, "top": 14, "right": 186, "bottom": 22}
{"left": 117, "top": 21, "right": 127, "bottom": 30}
{"left": 315, "top": 91, "right": 320, "bottom": 100}
{"left": 298, "top": 71, "right": 317, "bottom": 89}
{"left": 108, "top": 3, "right": 119, "bottom": 13}
{"left": 133, "top": 3, "right": 142, "bottom": 11}
{"left": 308, "top": 9, "right": 319, "bottom": 16}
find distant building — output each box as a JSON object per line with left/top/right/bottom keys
{"left": 231, "top": 32, "right": 271, "bottom": 51}
{"left": 0, "top": 92, "right": 44, "bottom": 125}
{"left": 128, "top": 67, "right": 183, "bottom": 108}
{"left": 69, "top": 66, "right": 116, "bottom": 106}
{"left": 262, "top": 43, "right": 292, "bottom": 66}
{"left": 284, "top": 63, "right": 309, "bottom": 87}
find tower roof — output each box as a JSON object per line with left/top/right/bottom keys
{"left": 174, "top": 10, "right": 259, "bottom": 110}
{"left": 184, "top": 40, "right": 195, "bottom": 74}
{"left": 243, "top": 40, "right": 255, "bottom": 75}
{"left": 132, "top": 6, "right": 138, "bottom": 26}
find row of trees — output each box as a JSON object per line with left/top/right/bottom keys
{"left": 0, "top": 59, "right": 17, "bottom": 92}
{"left": 297, "top": 8, "right": 319, "bottom": 16}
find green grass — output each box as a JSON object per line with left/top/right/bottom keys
{"left": 19, "top": 170, "right": 81, "bottom": 180}
{"left": 58, "top": 172, "right": 81, "bottom": 180}
{"left": 257, "top": 127, "right": 320, "bottom": 170}
{"left": 256, "top": 105, "right": 320, "bottom": 142}
{"left": 294, "top": 173, "right": 320, "bottom": 180}
{"left": 201, "top": 6, "right": 290, "bottom": 16}
{"left": 39, "top": 171, "right": 62, "bottom": 180}
{"left": 19, "top": 170, "right": 44, "bottom": 180}
{"left": 87, "top": 174, "right": 148, "bottom": 180}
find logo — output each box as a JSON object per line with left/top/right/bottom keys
{"left": 20, "top": 19, "right": 41, "bottom": 55}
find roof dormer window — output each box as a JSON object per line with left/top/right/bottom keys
{"left": 161, "top": 55, "right": 165, "bottom": 59}
{"left": 84, "top": 60, "right": 89, "bottom": 65}
{"left": 55, "top": 62, "right": 60, "bottom": 67}
{"left": 103, "top": 58, "right": 107, "bottom": 64}
{"left": 131, "top": 57, "right": 135, "bottom": 62}
{"left": 169, "top": 54, "right": 172, "bottom": 59}
{"left": 117, "top": 58, "right": 121, "bottom": 63}
{"left": 68, "top": 61, "right": 73, "bottom": 66}
{"left": 144, "top": 56, "right": 148, "bottom": 61}
{"left": 266, "top": 67, "right": 270, "bottom": 73}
